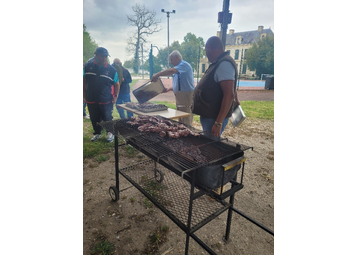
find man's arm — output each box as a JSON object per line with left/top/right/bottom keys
{"left": 211, "top": 80, "right": 235, "bottom": 137}
{"left": 151, "top": 68, "right": 178, "bottom": 82}
{"left": 83, "top": 78, "right": 87, "bottom": 102}
{"left": 151, "top": 68, "right": 179, "bottom": 92}
{"left": 112, "top": 81, "right": 120, "bottom": 104}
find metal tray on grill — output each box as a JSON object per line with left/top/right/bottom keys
{"left": 124, "top": 102, "right": 168, "bottom": 112}
{"left": 132, "top": 79, "right": 165, "bottom": 104}
{"left": 124, "top": 102, "right": 138, "bottom": 109}
{"left": 230, "top": 105, "right": 246, "bottom": 127}
{"left": 135, "top": 103, "right": 168, "bottom": 113}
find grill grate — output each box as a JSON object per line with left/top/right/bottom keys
{"left": 99, "top": 117, "right": 246, "bottom": 173}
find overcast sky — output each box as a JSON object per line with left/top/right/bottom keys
{"left": 83, "top": 0, "right": 274, "bottom": 63}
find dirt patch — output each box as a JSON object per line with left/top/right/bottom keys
{"left": 83, "top": 118, "right": 274, "bottom": 255}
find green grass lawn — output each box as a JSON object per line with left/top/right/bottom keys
{"left": 153, "top": 101, "right": 274, "bottom": 122}
{"left": 83, "top": 100, "right": 273, "bottom": 160}
{"left": 240, "top": 101, "right": 274, "bottom": 120}
{"left": 130, "top": 79, "right": 139, "bottom": 90}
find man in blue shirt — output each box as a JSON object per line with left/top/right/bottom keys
{"left": 151, "top": 50, "right": 195, "bottom": 126}
{"left": 83, "top": 47, "right": 119, "bottom": 142}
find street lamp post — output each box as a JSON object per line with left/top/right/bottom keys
{"left": 161, "top": 9, "right": 175, "bottom": 68}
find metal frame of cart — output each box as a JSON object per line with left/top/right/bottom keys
{"left": 101, "top": 119, "right": 274, "bottom": 254}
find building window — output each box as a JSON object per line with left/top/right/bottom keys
{"left": 201, "top": 64, "right": 205, "bottom": 73}
{"left": 235, "top": 50, "right": 239, "bottom": 60}
{"left": 243, "top": 49, "right": 247, "bottom": 59}
{"left": 236, "top": 36, "right": 243, "bottom": 44}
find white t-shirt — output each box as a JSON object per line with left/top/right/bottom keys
{"left": 214, "top": 61, "right": 235, "bottom": 82}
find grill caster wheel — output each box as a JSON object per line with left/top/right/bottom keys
{"left": 154, "top": 168, "right": 164, "bottom": 183}
{"left": 109, "top": 186, "right": 119, "bottom": 202}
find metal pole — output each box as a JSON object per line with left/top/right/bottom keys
{"left": 141, "top": 43, "right": 144, "bottom": 79}
{"left": 197, "top": 45, "right": 200, "bottom": 83}
{"left": 162, "top": 9, "right": 175, "bottom": 69}
{"left": 167, "top": 12, "right": 170, "bottom": 68}
{"left": 232, "top": 207, "right": 274, "bottom": 236}
{"left": 237, "top": 49, "right": 243, "bottom": 91}
{"left": 149, "top": 44, "right": 153, "bottom": 79}
{"left": 220, "top": 0, "right": 230, "bottom": 49}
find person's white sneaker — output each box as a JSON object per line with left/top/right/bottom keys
{"left": 106, "top": 132, "right": 114, "bottom": 142}
{"left": 83, "top": 115, "right": 90, "bottom": 119}
{"left": 91, "top": 134, "right": 102, "bottom": 142}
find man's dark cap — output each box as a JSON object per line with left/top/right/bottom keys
{"left": 94, "top": 47, "right": 110, "bottom": 57}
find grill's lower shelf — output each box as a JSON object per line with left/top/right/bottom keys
{"left": 118, "top": 159, "right": 236, "bottom": 233}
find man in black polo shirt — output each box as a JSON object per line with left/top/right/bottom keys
{"left": 83, "top": 47, "right": 120, "bottom": 142}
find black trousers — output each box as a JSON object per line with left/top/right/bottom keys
{"left": 87, "top": 103, "right": 113, "bottom": 135}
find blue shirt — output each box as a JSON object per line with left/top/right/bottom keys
{"left": 172, "top": 60, "right": 195, "bottom": 94}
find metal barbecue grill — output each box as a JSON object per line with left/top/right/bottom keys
{"left": 101, "top": 117, "right": 251, "bottom": 194}
{"left": 99, "top": 116, "right": 273, "bottom": 255}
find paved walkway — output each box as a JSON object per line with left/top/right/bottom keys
{"left": 130, "top": 78, "right": 273, "bottom": 102}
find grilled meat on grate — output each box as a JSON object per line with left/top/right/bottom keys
{"left": 127, "top": 115, "right": 199, "bottom": 138}
{"left": 164, "top": 139, "right": 207, "bottom": 163}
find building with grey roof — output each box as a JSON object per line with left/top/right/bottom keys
{"left": 199, "top": 26, "right": 274, "bottom": 78}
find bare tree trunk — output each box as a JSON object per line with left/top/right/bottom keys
{"left": 126, "top": 4, "right": 162, "bottom": 74}
{"left": 133, "top": 37, "right": 140, "bottom": 74}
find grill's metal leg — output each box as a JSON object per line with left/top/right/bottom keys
{"left": 240, "top": 161, "right": 245, "bottom": 184}
{"left": 225, "top": 163, "right": 244, "bottom": 242}
{"left": 185, "top": 173, "right": 196, "bottom": 255}
{"left": 115, "top": 136, "right": 119, "bottom": 190}
{"left": 224, "top": 193, "right": 235, "bottom": 242}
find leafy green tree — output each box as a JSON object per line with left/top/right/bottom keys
{"left": 143, "top": 55, "right": 162, "bottom": 74}
{"left": 153, "top": 33, "right": 204, "bottom": 73}
{"left": 156, "top": 41, "right": 181, "bottom": 68}
{"left": 83, "top": 24, "right": 98, "bottom": 64}
{"left": 180, "top": 33, "right": 205, "bottom": 72}
{"left": 245, "top": 35, "right": 274, "bottom": 78}
{"left": 123, "top": 59, "right": 134, "bottom": 69}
